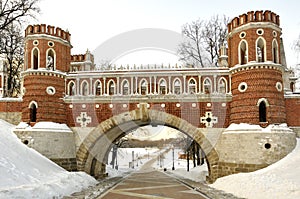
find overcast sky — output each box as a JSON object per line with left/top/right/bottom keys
{"left": 35, "top": 0, "right": 300, "bottom": 67}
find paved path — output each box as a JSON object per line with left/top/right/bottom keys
{"left": 100, "top": 170, "right": 208, "bottom": 199}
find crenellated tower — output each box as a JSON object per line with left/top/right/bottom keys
{"left": 228, "top": 10, "right": 286, "bottom": 125}
{"left": 21, "top": 24, "right": 72, "bottom": 124}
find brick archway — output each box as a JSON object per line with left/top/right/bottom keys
{"left": 76, "top": 105, "right": 220, "bottom": 182}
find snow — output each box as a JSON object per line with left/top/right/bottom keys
{"left": 225, "top": 123, "right": 294, "bottom": 133}
{"left": 0, "top": 120, "right": 97, "bottom": 199}
{"left": 210, "top": 138, "right": 300, "bottom": 199}
{"left": 2, "top": 117, "right": 300, "bottom": 199}
{"left": 15, "top": 122, "right": 72, "bottom": 132}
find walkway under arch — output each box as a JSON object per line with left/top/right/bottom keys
{"left": 76, "top": 104, "right": 220, "bottom": 182}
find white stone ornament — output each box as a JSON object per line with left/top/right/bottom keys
{"left": 200, "top": 111, "right": 218, "bottom": 128}
{"left": 76, "top": 112, "right": 92, "bottom": 127}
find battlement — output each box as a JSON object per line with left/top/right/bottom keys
{"left": 228, "top": 10, "right": 280, "bottom": 32}
{"left": 25, "top": 24, "right": 71, "bottom": 42}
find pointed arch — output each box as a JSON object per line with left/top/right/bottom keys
{"left": 272, "top": 39, "right": 279, "bottom": 64}
{"left": 158, "top": 78, "right": 167, "bottom": 94}
{"left": 121, "top": 79, "right": 130, "bottom": 95}
{"left": 32, "top": 47, "right": 40, "bottom": 69}
{"left": 29, "top": 101, "right": 38, "bottom": 123}
{"left": 173, "top": 78, "right": 182, "bottom": 94}
{"left": 256, "top": 37, "right": 266, "bottom": 62}
{"left": 218, "top": 77, "right": 227, "bottom": 94}
{"left": 139, "top": 79, "right": 148, "bottom": 95}
{"left": 67, "top": 81, "right": 76, "bottom": 96}
{"left": 238, "top": 40, "right": 248, "bottom": 65}
{"left": 203, "top": 78, "right": 212, "bottom": 94}
{"left": 94, "top": 80, "right": 102, "bottom": 96}
{"left": 188, "top": 78, "right": 197, "bottom": 94}
{"left": 257, "top": 98, "right": 269, "bottom": 123}
{"left": 46, "top": 48, "right": 56, "bottom": 70}
{"left": 81, "top": 80, "right": 89, "bottom": 96}
{"left": 107, "top": 79, "right": 116, "bottom": 95}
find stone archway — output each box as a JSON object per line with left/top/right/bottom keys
{"left": 76, "top": 104, "right": 220, "bottom": 182}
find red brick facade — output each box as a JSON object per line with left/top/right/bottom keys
{"left": 0, "top": 10, "right": 299, "bottom": 130}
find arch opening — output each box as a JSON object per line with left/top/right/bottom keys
{"left": 76, "top": 110, "right": 219, "bottom": 183}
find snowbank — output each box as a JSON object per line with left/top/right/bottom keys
{"left": 210, "top": 138, "right": 300, "bottom": 199}
{"left": 0, "top": 120, "right": 97, "bottom": 198}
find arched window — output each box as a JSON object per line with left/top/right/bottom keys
{"left": 259, "top": 101, "right": 267, "bottom": 122}
{"left": 188, "top": 78, "right": 196, "bottom": 94}
{"left": 218, "top": 78, "right": 227, "bottom": 94}
{"left": 239, "top": 40, "right": 248, "bottom": 65}
{"left": 94, "top": 81, "right": 102, "bottom": 96}
{"left": 272, "top": 39, "right": 279, "bottom": 64}
{"left": 256, "top": 37, "right": 266, "bottom": 62}
{"left": 173, "top": 79, "right": 182, "bottom": 94}
{"left": 68, "top": 81, "right": 76, "bottom": 96}
{"left": 107, "top": 80, "right": 116, "bottom": 95}
{"left": 29, "top": 101, "right": 38, "bottom": 123}
{"left": 32, "top": 48, "right": 39, "bottom": 69}
{"left": 46, "top": 49, "right": 56, "bottom": 70}
{"left": 290, "top": 82, "right": 295, "bottom": 92}
{"left": 121, "top": 80, "right": 129, "bottom": 95}
{"left": 81, "top": 81, "right": 89, "bottom": 96}
{"left": 158, "top": 79, "right": 167, "bottom": 94}
{"left": 203, "top": 78, "right": 212, "bottom": 94}
{"left": 140, "top": 79, "right": 148, "bottom": 95}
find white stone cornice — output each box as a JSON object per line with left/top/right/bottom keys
{"left": 229, "top": 62, "right": 284, "bottom": 74}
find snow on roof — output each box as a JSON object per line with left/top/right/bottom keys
{"left": 224, "top": 123, "right": 294, "bottom": 134}
{"left": 15, "top": 122, "right": 72, "bottom": 132}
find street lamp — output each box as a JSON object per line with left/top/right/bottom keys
{"left": 172, "top": 145, "right": 175, "bottom": 170}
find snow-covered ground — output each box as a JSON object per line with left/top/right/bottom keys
{"left": 210, "top": 138, "right": 300, "bottom": 199}
{"left": 1, "top": 117, "right": 300, "bottom": 199}
{"left": 0, "top": 120, "right": 97, "bottom": 199}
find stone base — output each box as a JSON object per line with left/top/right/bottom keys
{"left": 51, "top": 158, "right": 78, "bottom": 171}
{"left": 214, "top": 123, "right": 297, "bottom": 181}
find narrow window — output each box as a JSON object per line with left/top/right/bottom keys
{"left": 108, "top": 80, "right": 115, "bottom": 95}
{"left": 122, "top": 80, "right": 129, "bottom": 95}
{"left": 188, "top": 78, "right": 196, "bottom": 94}
{"left": 239, "top": 41, "right": 247, "bottom": 65}
{"left": 218, "top": 78, "right": 227, "bottom": 94}
{"left": 140, "top": 80, "right": 147, "bottom": 95}
{"left": 82, "top": 81, "right": 89, "bottom": 96}
{"left": 68, "top": 82, "right": 75, "bottom": 96}
{"left": 259, "top": 101, "right": 267, "bottom": 122}
{"left": 95, "top": 81, "right": 102, "bottom": 96}
{"left": 33, "top": 49, "right": 39, "bottom": 69}
{"left": 159, "top": 79, "right": 167, "bottom": 94}
{"left": 173, "top": 79, "right": 181, "bottom": 94}
{"left": 272, "top": 40, "right": 279, "bottom": 63}
{"left": 30, "top": 104, "right": 37, "bottom": 123}
{"left": 203, "top": 78, "right": 212, "bottom": 94}
{"left": 256, "top": 38, "right": 266, "bottom": 62}
{"left": 46, "top": 49, "right": 55, "bottom": 70}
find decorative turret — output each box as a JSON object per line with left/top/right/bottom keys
{"left": 228, "top": 11, "right": 286, "bottom": 125}
{"left": 21, "top": 24, "right": 71, "bottom": 124}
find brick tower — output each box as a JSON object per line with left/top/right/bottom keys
{"left": 228, "top": 11, "right": 286, "bottom": 125}
{"left": 22, "top": 24, "right": 71, "bottom": 124}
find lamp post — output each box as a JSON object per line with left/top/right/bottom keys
{"left": 172, "top": 145, "right": 175, "bottom": 170}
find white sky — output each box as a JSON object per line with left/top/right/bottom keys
{"left": 35, "top": 0, "right": 300, "bottom": 67}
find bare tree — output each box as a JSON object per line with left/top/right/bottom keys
{"left": 0, "top": 0, "right": 40, "bottom": 31}
{"left": 0, "top": 23, "right": 24, "bottom": 97}
{"left": 178, "top": 15, "right": 229, "bottom": 67}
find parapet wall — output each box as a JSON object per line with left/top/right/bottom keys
{"left": 228, "top": 10, "right": 280, "bottom": 32}
{"left": 25, "top": 24, "right": 71, "bottom": 42}
{"left": 0, "top": 99, "right": 22, "bottom": 125}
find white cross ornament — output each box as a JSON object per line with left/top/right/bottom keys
{"left": 76, "top": 112, "right": 92, "bottom": 127}
{"left": 200, "top": 111, "right": 218, "bottom": 128}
